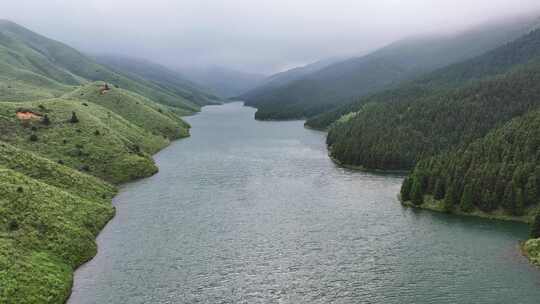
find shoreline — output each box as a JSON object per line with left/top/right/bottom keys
{"left": 329, "top": 153, "right": 409, "bottom": 176}
{"left": 64, "top": 129, "right": 191, "bottom": 303}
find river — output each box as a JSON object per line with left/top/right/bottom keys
{"left": 69, "top": 102, "right": 540, "bottom": 304}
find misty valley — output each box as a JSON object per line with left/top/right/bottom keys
{"left": 2, "top": 2, "right": 540, "bottom": 304}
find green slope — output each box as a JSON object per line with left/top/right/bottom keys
{"left": 328, "top": 60, "right": 540, "bottom": 171}
{"left": 0, "top": 98, "right": 172, "bottom": 184}
{"left": 0, "top": 167, "right": 115, "bottom": 303}
{"left": 0, "top": 140, "right": 117, "bottom": 303}
{"left": 65, "top": 82, "right": 190, "bottom": 140}
{"left": 0, "top": 20, "right": 199, "bottom": 112}
{"left": 307, "top": 24, "right": 540, "bottom": 130}
{"left": 0, "top": 21, "right": 201, "bottom": 303}
{"left": 244, "top": 16, "right": 540, "bottom": 121}
{"left": 94, "top": 55, "right": 221, "bottom": 106}
{"left": 326, "top": 26, "right": 540, "bottom": 171}
{"left": 402, "top": 109, "right": 540, "bottom": 215}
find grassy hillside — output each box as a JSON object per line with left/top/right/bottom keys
{"left": 0, "top": 98, "right": 174, "bottom": 184}
{"left": 0, "top": 167, "right": 116, "bottom": 303}
{"left": 94, "top": 55, "right": 221, "bottom": 106}
{"left": 0, "top": 140, "right": 118, "bottom": 303}
{"left": 65, "top": 82, "right": 190, "bottom": 140}
{"left": 0, "top": 20, "right": 201, "bottom": 303}
{"left": 245, "top": 15, "right": 540, "bottom": 121}
{"left": 0, "top": 20, "right": 200, "bottom": 112}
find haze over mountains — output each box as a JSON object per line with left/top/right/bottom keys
{"left": 242, "top": 15, "right": 540, "bottom": 120}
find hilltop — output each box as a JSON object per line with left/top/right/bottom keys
{"left": 0, "top": 20, "right": 214, "bottom": 111}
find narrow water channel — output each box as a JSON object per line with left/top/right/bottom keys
{"left": 69, "top": 102, "right": 540, "bottom": 304}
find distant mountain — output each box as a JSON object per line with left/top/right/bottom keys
{"left": 239, "top": 57, "right": 344, "bottom": 103}
{"left": 94, "top": 55, "right": 222, "bottom": 106}
{"left": 180, "top": 66, "right": 266, "bottom": 98}
{"left": 244, "top": 15, "right": 540, "bottom": 120}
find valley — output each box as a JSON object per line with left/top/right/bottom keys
{"left": 2, "top": 6, "right": 540, "bottom": 304}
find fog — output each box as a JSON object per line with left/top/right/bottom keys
{"left": 2, "top": 0, "right": 540, "bottom": 74}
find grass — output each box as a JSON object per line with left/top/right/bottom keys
{"left": 64, "top": 82, "right": 190, "bottom": 140}
{"left": 0, "top": 167, "right": 115, "bottom": 303}
{"left": 0, "top": 20, "right": 207, "bottom": 303}
{"left": 523, "top": 238, "right": 540, "bottom": 266}
{"left": 0, "top": 99, "right": 174, "bottom": 184}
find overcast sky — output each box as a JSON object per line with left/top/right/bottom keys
{"left": 2, "top": 0, "right": 540, "bottom": 74}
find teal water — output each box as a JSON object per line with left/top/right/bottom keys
{"left": 69, "top": 102, "right": 540, "bottom": 304}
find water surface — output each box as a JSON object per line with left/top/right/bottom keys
{"left": 69, "top": 102, "right": 540, "bottom": 304}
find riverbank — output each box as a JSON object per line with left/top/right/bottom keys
{"left": 401, "top": 196, "right": 535, "bottom": 223}
{"left": 62, "top": 130, "right": 190, "bottom": 303}
{"left": 400, "top": 195, "right": 540, "bottom": 268}
{"left": 523, "top": 238, "right": 540, "bottom": 266}
{"left": 329, "top": 153, "right": 409, "bottom": 176}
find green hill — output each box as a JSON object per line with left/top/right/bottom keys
{"left": 0, "top": 140, "right": 118, "bottom": 303}
{"left": 0, "top": 20, "right": 201, "bottom": 112}
{"left": 328, "top": 60, "right": 540, "bottom": 171}
{"left": 401, "top": 109, "right": 540, "bottom": 216}
{"left": 243, "top": 16, "right": 540, "bottom": 121}
{"left": 65, "top": 82, "right": 190, "bottom": 140}
{"left": 0, "top": 98, "right": 172, "bottom": 184}
{"left": 307, "top": 23, "right": 540, "bottom": 130}
{"left": 0, "top": 21, "right": 201, "bottom": 303}
{"left": 94, "top": 55, "right": 221, "bottom": 106}
{"left": 325, "top": 26, "right": 540, "bottom": 171}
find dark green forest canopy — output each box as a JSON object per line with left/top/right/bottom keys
{"left": 307, "top": 27, "right": 540, "bottom": 130}
{"left": 401, "top": 109, "right": 540, "bottom": 217}
{"left": 327, "top": 60, "right": 540, "bottom": 171}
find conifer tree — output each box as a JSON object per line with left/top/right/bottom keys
{"left": 434, "top": 179, "right": 446, "bottom": 200}
{"left": 444, "top": 184, "right": 457, "bottom": 212}
{"left": 460, "top": 184, "right": 474, "bottom": 213}
{"left": 530, "top": 212, "right": 540, "bottom": 239}
{"left": 70, "top": 111, "right": 79, "bottom": 123}
{"left": 411, "top": 179, "right": 424, "bottom": 206}
{"left": 401, "top": 177, "right": 412, "bottom": 201}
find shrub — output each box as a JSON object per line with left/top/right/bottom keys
{"left": 42, "top": 114, "right": 51, "bottom": 125}
{"left": 531, "top": 212, "right": 540, "bottom": 239}
{"left": 70, "top": 111, "right": 79, "bottom": 123}
{"left": 29, "top": 134, "right": 38, "bottom": 142}
{"left": 94, "top": 130, "right": 100, "bottom": 136}
{"left": 8, "top": 219, "right": 19, "bottom": 231}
